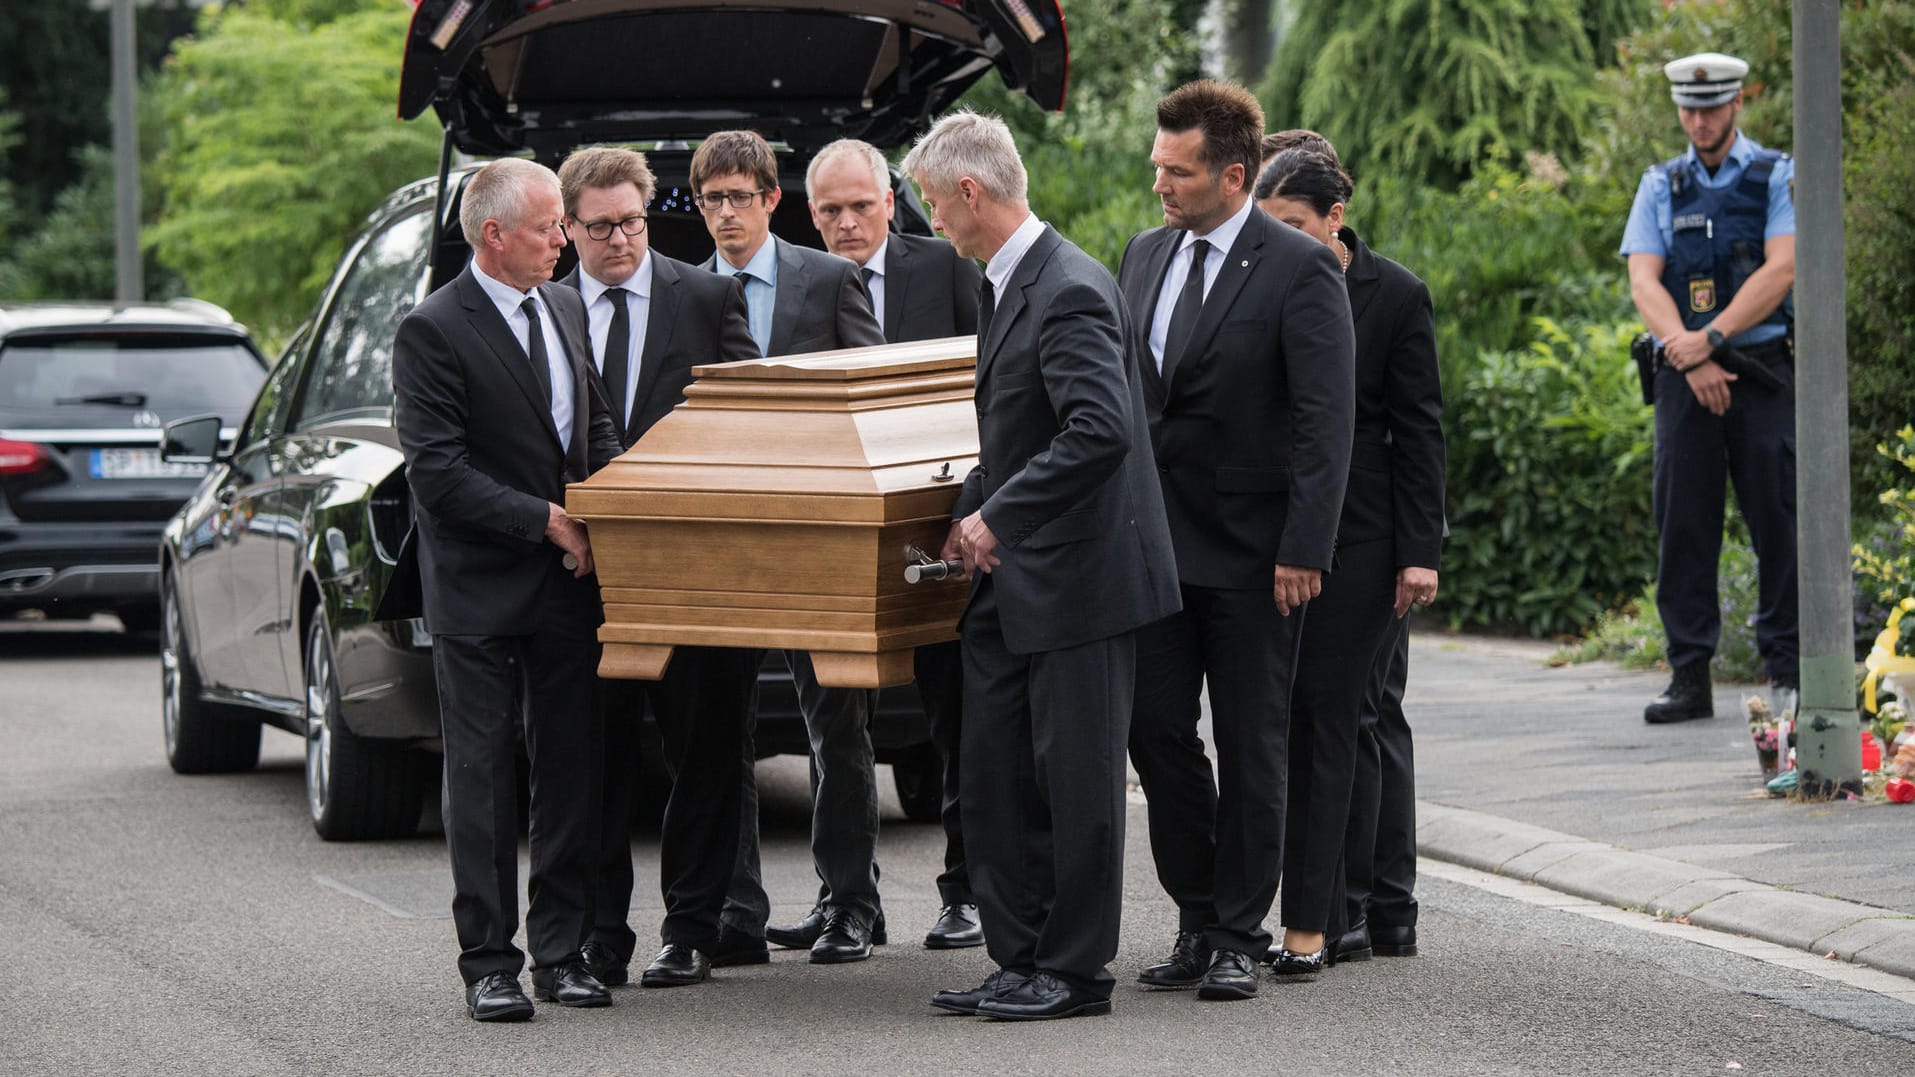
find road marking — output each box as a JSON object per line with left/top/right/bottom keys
{"left": 1424, "top": 859, "right": 1915, "bottom": 1007}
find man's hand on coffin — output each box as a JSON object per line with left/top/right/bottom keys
{"left": 546, "top": 502, "right": 595, "bottom": 578}
{"left": 957, "top": 511, "right": 1001, "bottom": 574}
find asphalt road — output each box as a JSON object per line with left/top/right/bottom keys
{"left": 4, "top": 616, "right": 1913, "bottom": 1076}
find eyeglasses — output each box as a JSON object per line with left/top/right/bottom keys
{"left": 576, "top": 215, "right": 648, "bottom": 241}
{"left": 693, "top": 189, "right": 770, "bottom": 212}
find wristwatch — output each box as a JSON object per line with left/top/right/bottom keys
{"left": 1705, "top": 325, "right": 1726, "bottom": 350}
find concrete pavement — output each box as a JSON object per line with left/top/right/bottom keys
{"left": 1406, "top": 629, "right": 1915, "bottom": 979}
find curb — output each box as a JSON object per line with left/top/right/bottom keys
{"left": 1416, "top": 801, "right": 1915, "bottom": 980}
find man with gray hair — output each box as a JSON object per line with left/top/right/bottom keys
{"left": 794, "top": 137, "right": 985, "bottom": 953}
{"left": 903, "top": 110, "right": 1180, "bottom": 1021}
{"left": 390, "top": 155, "right": 624, "bottom": 1021}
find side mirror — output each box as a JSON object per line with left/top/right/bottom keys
{"left": 162, "top": 415, "right": 226, "bottom": 465}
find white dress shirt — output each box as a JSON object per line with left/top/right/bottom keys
{"left": 859, "top": 239, "right": 888, "bottom": 327}
{"left": 1148, "top": 195, "right": 1255, "bottom": 373}
{"left": 983, "top": 213, "right": 1048, "bottom": 309}
{"left": 471, "top": 260, "right": 573, "bottom": 450}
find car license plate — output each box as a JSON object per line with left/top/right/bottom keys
{"left": 90, "top": 447, "right": 207, "bottom": 479}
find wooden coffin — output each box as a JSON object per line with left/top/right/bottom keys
{"left": 568, "top": 337, "right": 979, "bottom": 689}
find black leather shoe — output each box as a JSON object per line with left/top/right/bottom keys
{"left": 579, "top": 941, "right": 629, "bottom": 987}
{"left": 1332, "top": 922, "right": 1373, "bottom": 964}
{"left": 707, "top": 928, "right": 770, "bottom": 967}
{"left": 767, "top": 904, "right": 888, "bottom": 949}
{"left": 1644, "top": 662, "right": 1713, "bottom": 723}
{"left": 465, "top": 972, "right": 534, "bottom": 1022}
{"left": 930, "top": 968, "right": 1028, "bottom": 1015}
{"left": 1137, "top": 930, "right": 1209, "bottom": 988}
{"left": 976, "top": 972, "right": 1111, "bottom": 1021}
{"left": 531, "top": 960, "right": 612, "bottom": 1008}
{"left": 924, "top": 903, "right": 984, "bottom": 949}
{"left": 1269, "top": 945, "right": 1329, "bottom": 981}
{"left": 639, "top": 944, "right": 711, "bottom": 987}
{"left": 1196, "top": 950, "right": 1259, "bottom": 1000}
{"left": 810, "top": 907, "right": 874, "bottom": 964}
{"left": 1371, "top": 923, "right": 1418, "bottom": 957}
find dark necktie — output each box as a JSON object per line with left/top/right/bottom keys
{"left": 1162, "top": 238, "right": 1211, "bottom": 373}
{"left": 859, "top": 266, "right": 874, "bottom": 291}
{"left": 601, "top": 287, "right": 631, "bottom": 429}
{"left": 519, "top": 296, "right": 553, "bottom": 405}
{"left": 976, "top": 276, "right": 996, "bottom": 350}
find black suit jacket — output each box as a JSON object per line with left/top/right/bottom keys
{"left": 1337, "top": 227, "right": 1445, "bottom": 569}
{"left": 879, "top": 232, "right": 981, "bottom": 343}
{"left": 385, "top": 267, "right": 623, "bottom": 634}
{"left": 1117, "top": 206, "right": 1356, "bottom": 588}
{"left": 701, "top": 235, "right": 885, "bottom": 356}
{"left": 561, "top": 255, "right": 759, "bottom": 448}
{"left": 953, "top": 225, "right": 1180, "bottom": 655}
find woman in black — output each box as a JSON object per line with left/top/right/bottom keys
{"left": 1255, "top": 148, "right": 1446, "bottom": 976}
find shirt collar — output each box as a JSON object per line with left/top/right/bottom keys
{"left": 984, "top": 213, "right": 1046, "bottom": 298}
{"left": 723, "top": 235, "right": 779, "bottom": 285}
{"left": 471, "top": 259, "right": 535, "bottom": 309}
{"left": 861, "top": 238, "right": 888, "bottom": 279}
{"left": 1177, "top": 196, "right": 1254, "bottom": 259}
{"left": 579, "top": 251, "right": 653, "bottom": 308}
{"left": 1684, "top": 130, "right": 1757, "bottom": 171}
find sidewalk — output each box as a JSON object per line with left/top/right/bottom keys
{"left": 1409, "top": 630, "right": 1915, "bottom": 978}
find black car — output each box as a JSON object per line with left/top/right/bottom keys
{"left": 157, "top": 0, "right": 1066, "bottom": 840}
{"left": 0, "top": 301, "right": 269, "bottom": 632}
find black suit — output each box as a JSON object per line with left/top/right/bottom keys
{"left": 1296, "top": 228, "right": 1445, "bottom": 939}
{"left": 874, "top": 232, "right": 982, "bottom": 909}
{"left": 560, "top": 256, "right": 765, "bottom": 959}
{"left": 700, "top": 237, "right": 894, "bottom": 934}
{"left": 958, "top": 223, "right": 1179, "bottom": 997}
{"left": 1118, "top": 204, "right": 1355, "bottom": 958}
{"left": 391, "top": 266, "right": 623, "bottom": 985}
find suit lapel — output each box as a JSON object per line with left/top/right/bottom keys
{"left": 630, "top": 256, "right": 680, "bottom": 443}
{"left": 459, "top": 270, "right": 559, "bottom": 447}
{"left": 1343, "top": 230, "right": 1381, "bottom": 324}
{"left": 768, "top": 237, "right": 807, "bottom": 357}
{"left": 976, "top": 228, "right": 1058, "bottom": 386}
{"left": 1127, "top": 230, "right": 1178, "bottom": 399}
{"left": 538, "top": 282, "right": 591, "bottom": 473}
{"left": 881, "top": 236, "right": 910, "bottom": 342}
{"left": 1162, "top": 217, "right": 1262, "bottom": 393}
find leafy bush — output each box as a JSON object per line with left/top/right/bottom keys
{"left": 1550, "top": 539, "right": 1763, "bottom": 682}
{"left": 1441, "top": 315, "right": 1654, "bottom": 636}
{"left": 1853, "top": 427, "right": 1915, "bottom": 608}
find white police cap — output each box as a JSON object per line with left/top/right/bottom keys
{"left": 1664, "top": 52, "right": 1748, "bottom": 108}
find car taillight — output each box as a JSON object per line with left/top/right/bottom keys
{"left": 0, "top": 438, "right": 49, "bottom": 476}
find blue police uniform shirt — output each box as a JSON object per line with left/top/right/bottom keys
{"left": 1619, "top": 131, "right": 1794, "bottom": 346}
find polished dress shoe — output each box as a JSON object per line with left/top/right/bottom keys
{"left": 1137, "top": 930, "right": 1209, "bottom": 988}
{"left": 810, "top": 907, "right": 873, "bottom": 964}
{"left": 531, "top": 960, "right": 612, "bottom": 1008}
{"left": 639, "top": 944, "right": 711, "bottom": 988}
{"left": 1196, "top": 950, "right": 1259, "bottom": 1001}
{"left": 465, "top": 971, "right": 534, "bottom": 1022}
{"left": 579, "top": 940, "right": 629, "bottom": 987}
{"left": 1332, "top": 922, "right": 1374, "bottom": 964}
{"left": 766, "top": 904, "right": 887, "bottom": 949}
{"left": 923, "top": 903, "right": 984, "bottom": 949}
{"left": 1371, "top": 923, "right": 1418, "bottom": 957}
{"left": 930, "top": 968, "right": 1028, "bottom": 1015}
{"left": 975, "top": 971, "right": 1111, "bottom": 1021}
{"left": 706, "top": 927, "right": 770, "bottom": 967}
{"left": 1268, "top": 945, "right": 1329, "bottom": 981}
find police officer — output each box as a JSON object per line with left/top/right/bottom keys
{"left": 1622, "top": 52, "right": 1799, "bottom": 724}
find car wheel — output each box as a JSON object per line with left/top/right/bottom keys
{"left": 304, "top": 610, "right": 427, "bottom": 840}
{"left": 891, "top": 743, "right": 944, "bottom": 823}
{"left": 161, "top": 574, "right": 261, "bottom": 774}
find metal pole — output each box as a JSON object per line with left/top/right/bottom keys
{"left": 1790, "top": 0, "right": 1860, "bottom": 797}
{"left": 110, "top": 0, "right": 142, "bottom": 304}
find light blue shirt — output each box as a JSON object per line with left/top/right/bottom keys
{"left": 714, "top": 237, "right": 780, "bottom": 355}
{"left": 1149, "top": 195, "right": 1255, "bottom": 373}
{"left": 471, "top": 260, "right": 572, "bottom": 451}
{"left": 1619, "top": 133, "right": 1794, "bottom": 345}
{"left": 578, "top": 252, "right": 653, "bottom": 429}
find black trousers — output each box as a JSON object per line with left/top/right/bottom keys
{"left": 914, "top": 640, "right": 972, "bottom": 906}
{"left": 1281, "top": 537, "right": 1397, "bottom": 934}
{"left": 1342, "top": 613, "right": 1418, "bottom": 932}
{"left": 432, "top": 586, "right": 602, "bottom": 986}
{"left": 591, "top": 645, "right": 756, "bottom": 958}
{"left": 724, "top": 652, "right": 882, "bottom": 932}
{"left": 1129, "top": 582, "right": 1301, "bottom": 957}
{"left": 962, "top": 575, "right": 1132, "bottom": 997}
{"left": 1651, "top": 346, "right": 1799, "bottom": 680}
